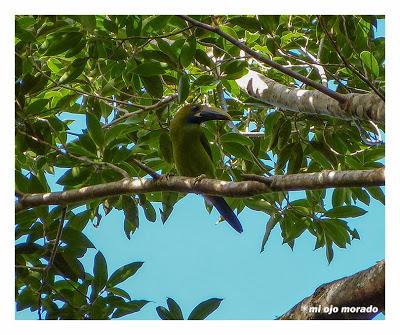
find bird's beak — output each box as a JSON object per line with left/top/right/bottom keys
{"left": 194, "top": 106, "right": 232, "bottom": 122}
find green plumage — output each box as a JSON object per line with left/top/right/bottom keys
{"left": 169, "top": 104, "right": 243, "bottom": 233}
{"left": 170, "top": 117, "right": 215, "bottom": 178}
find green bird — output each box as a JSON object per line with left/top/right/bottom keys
{"left": 170, "top": 104, "right": 243, "bottom": 233}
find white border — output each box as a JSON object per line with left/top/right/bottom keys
{"left": 2, "top": 0, "right": 397, "bottom": 333}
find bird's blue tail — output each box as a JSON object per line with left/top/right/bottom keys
{"left": 206, "top": 195, "right": 243, "bottom": 233}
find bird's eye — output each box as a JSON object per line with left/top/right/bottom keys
{"left": 191, "top": 105, "right": 201, "bottom": 113}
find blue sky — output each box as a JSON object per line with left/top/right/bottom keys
{"left": 16, "top": 18, "right": 385, "bottom": 320}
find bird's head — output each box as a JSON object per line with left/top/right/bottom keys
{"left": 173, "top": 104, "right": 232, "bottom": 125}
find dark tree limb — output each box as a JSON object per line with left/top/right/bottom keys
{"left": 15, "top": 168, "right": 384, "bottom": 212}
{"left": 278, "top": 260, "right": 385, "bottom": 320}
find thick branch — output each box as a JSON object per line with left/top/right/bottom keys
{"left": 236, "top": 70, "right": 385, "bottom": 123}
{"left": 16, "top": 168, "right": 384, "bottom": 211}
{"left": 278, "top": 260, "right": 385, "bottom": 320}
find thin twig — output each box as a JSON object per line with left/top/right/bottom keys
{"left": 47, "top": 206, "right": 67, "bottom": 273}
{"left": 104, "top": 93, "right": 178, "bottom": 128}
{"left": 129, "top": 158, "right": 161, "bottom": 179}
{"left": 15, "top": 265, "right": 45, "bottom": 272}
{"left": 38, "top": 206, "right": 67, "bottom": 320}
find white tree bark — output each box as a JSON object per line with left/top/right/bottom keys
{"left": 236, "top": 70, "right": 385, "bottom": 123}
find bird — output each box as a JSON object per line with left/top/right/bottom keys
{"left": 169, "top": 104, "right": 243, "bottom": 233}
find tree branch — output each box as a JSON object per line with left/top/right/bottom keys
{"left": 177, "top": 15, "right": 347, "bottom": 104}
{"left": 278, "top": 260, "right": 385, "bottom": 320}
{"left": 16, "top": 168, "right": 384, "bottom": 212}
{"left": 236, "top": 69, "right": 384, "bottom": 123}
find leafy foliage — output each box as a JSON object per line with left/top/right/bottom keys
{"left": 15, "top": 15, "right": 384, "bottom": 319}
{"left": 156, "top": 297, "right": 223, "bottom": 320}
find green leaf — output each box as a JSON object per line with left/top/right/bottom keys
{"left": 66, "top": 210, "right": 91, "bottom": 231}
{"left": 220, "top": 60, "right": 248, "bottom": 79}
{"left": 56, "top": 167, "right": 91, "bottom": 186}
{"left": 325, "top": 241, "right": 334, "bottom": 264}
{"left": 267, "top": 116, "right": 284, "bottom": 151}
{"left": 229, "top": 16, "right": 261, "bottom": 33}
{"left": 135, "top": 62, "right": 168, "bottom": 76}
{"left": 366, "top": 186, "right": 385, "bottom": 205}
{"left": 108, "top": 261, "right": 144, "bottom": 287}
{"left": 193, "top": 74, "right": 217, "bottom": 86}
{"left": 258, "top": 15, "right": 280, "bottom": 34}
{"left": 287, "top": 143, "right": 303, "bottom": 174}
{"left": 223, "top": 141, "right": 252, "bottom": 160}
{"left": 45, "top": 32, "right": 84, "bottom": 56}
{"left": 159, "top": 132, "right": 174, "bottom": 164}
{"left": 93, "top": 251, "right": 108, "bottom": 297}
{"left": 156, "top": 306, "right": 175, "bottom": 320}
{"left": 195, "top": 49, "right": 213, "bottom": 68}
{"left": 26, "top": 99, "right": 49, "bottom": 115}
{"left": 15, "top": 23, "right": 36, "bottom": 42}
{"left": 360, "top": 51, "right": 379, "bottom": 77}
{"left": 157, "top": 38, "right": 178, "bottom": 62}
{"left": 188, "top": 298, "right": 223, "bottom": 320}
{"left": 178, "top": 73, "right": 190, "bottom": 103}
{"left": 324, "top": 205, "right": 367, "bottom": 218}
{"left": 111, "top": 300, "right": 149, "bottom": 318}
{"left": 277, "top": 120, "right": 292, "bottom": 150}
{"left": 166, "top": 297, "right": 184, "bottom": 320}
{"left": 320, "top": 219, "right": 350, "bottom": 248}
{"left": 79, "top": 16, "right": 97, "bottom": 32}
{"left": 61, "top": 227, "right": 95, "bottom": 249}
{"left": 144, "top": 15, "right": 172, "bottom": 33}
{"left": 276, "top": 142, "right": 295, "bottom": 172}
{"left": 53, "top": 251, "right": 86, "bottom": 281}
{"left": 141, "top": 201, "right": 157, "bottom": 222}
{"left": 141, "top": 75, "right": 164, "bottom": 98}
{"left": 351, "top": 187, "right": 370, "bottom": 206}
{"left": 58, "top": 57, "right": 87, "bottom": 84}
{"left": 332, "top": 188, "right": 346, "bottom": 207}
{"left": 15, "top": 209, "right": 38, "bottom": 229}
{"left": 310, "top": 141, "right": 338, "bottom": 168}
{"left": 363, "top": 146, "right": 385, "bottom": 162}
{"left": 160, "top": 192, "right": 179, "bottom": 224}
{"left": 86, "top": 112, "right": 105, "bottom": 148}
{"left": 244, "top": 199, "right": 274, "bottom": 213}
{"left": 180, "top": 35, "right": 197, "bottom": 68}
{"left": 106, "top": 287, "right": 131, "bottom": 300}
{"left": 260, "top": 214, "right": 279, "bottom": 252}
{"left": 16, "top": 287, "right": 38, "bottom": 311}
{"left": 122, "top": 196, "right": 139, "bottom": 239}
{"left": 280, "top": 32, "right": 304, "bottom": 45}
{"left": 220, "top": 132, "right": 254, "bottom": 148}
{"left": 126, "top": 16, "right": 142, "bottom": 37}
{"left": 103, "top": 18, "right": 118, "bottom": 34}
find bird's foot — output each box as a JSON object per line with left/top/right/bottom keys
{"left": 193, "top": 174, "right": 208, "bottom": 187}
{"left": 164, "top": 172, "right": 176, "bottom": 180}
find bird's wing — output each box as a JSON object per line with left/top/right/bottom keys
{"left": 199, "top": 131, "right": 213, "bottom": 161}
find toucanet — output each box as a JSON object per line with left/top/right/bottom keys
{"left": 169, "top": 104, "right": 243, "bottom": 233}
